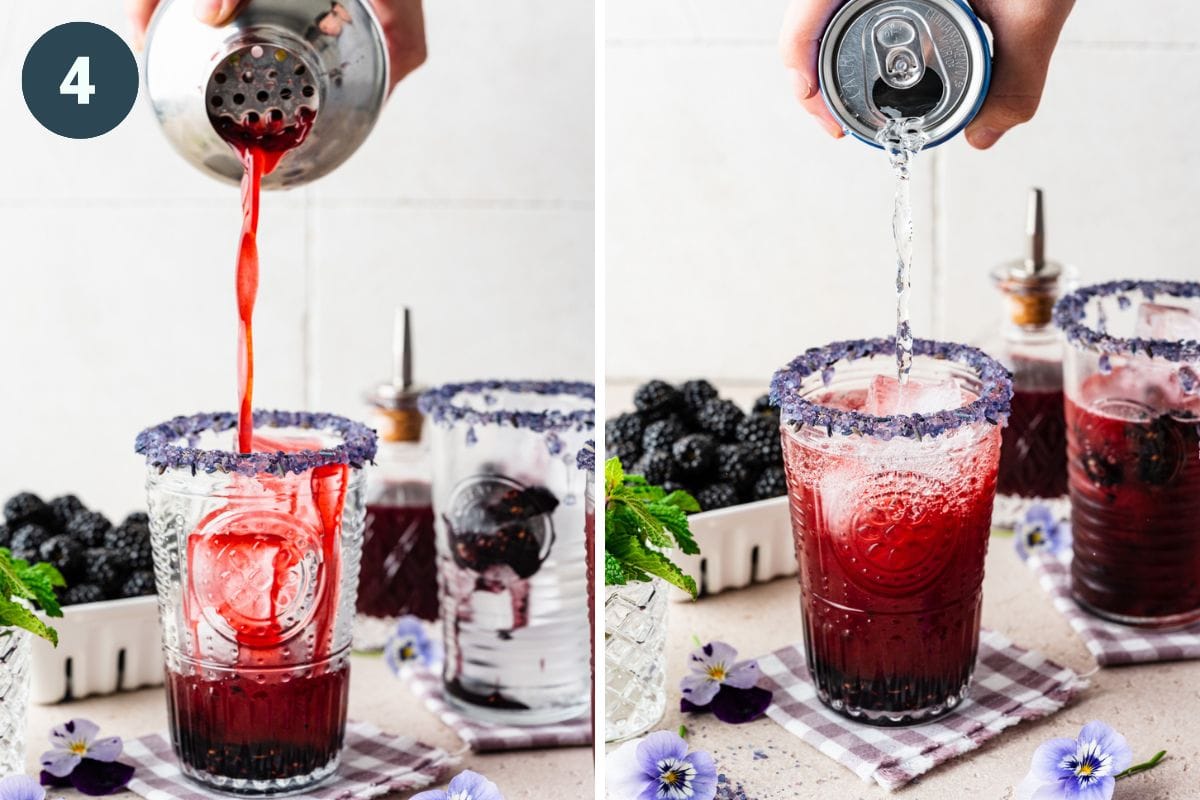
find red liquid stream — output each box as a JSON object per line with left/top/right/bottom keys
{"left": 783, "top": 389, "right": 999, "bottom": 721}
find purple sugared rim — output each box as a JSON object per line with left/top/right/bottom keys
{"left": 769, "top": 338, "right": 1013, "bottom": 440}
{"left": 576, "top": 440, "right": 595, "bottom": 473}
{"left": 135, "top": 410, "right": 378, "bottom": 476}
{"left": 419, "top": 380, "right": 595, "bottom": 433}
{"left": 1053, "top": 279, "right": 1200, "bottom": 362}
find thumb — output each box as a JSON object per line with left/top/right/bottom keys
{"left": 194, "top": 0, "right": 249, "bottom": 27}
{"left": 965, "top": 2, "right": 1074, "bottom": 149}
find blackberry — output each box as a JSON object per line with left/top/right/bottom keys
{"left": 671, "top": 434, "right": 716, "bottom": 478}
{"left": 1131, "top": 415, "right": 1185, "bottom": 487}
{"left": 9, "top": 524, "right": 53, "bottom": 562}
{"left": 608, "top": 440, "right": 642, "bottom": 468}
{"left": 753, "top": 467, "right": 788, "bottom": 501}
{"left": 122, "top": 511, "right": 150, "bottom": 528}
{"left": 47, "top": 495, "right": 86, "bottom": 531}
{"left": 483, "top": 487, "right": 559, "bottom": 523}
{"left": 119, "top": 570, "right": 157, "bottom": 598}
{"left": 752, "top": 394, "right": 781, "bottom": 425}
{"left": 105, "top": 523, "right": 153, "bottom": 569}
{"left": 661, "top": 481, "right": 689, "bottom": 495}
{"left": 695, "top": 399, "right": 744, "bottom": 442}
{"left": 695, "top": 483, "right": 739, "bottom": 512}
{"left": 450, "top": 524, "right": 546, "bottom": 579}
{"left": 62, "top": 583, "right": 105, "bottom": 606}
{"left": 66, "top": 511, "right": 113, "bottom": 548}
{"left": 642, "top": 417, "right": 689, "bottom": 452}
{"left": 679, "top": 380, "right": 718, "bottom": 415}
{"left": 4, "top": 493, "right": 51, "bottom": 529}
{"left": 38, "top": 536, "right": 85, "bottom": 581}
{"left": 715, "top": 443, "right": 759, "bottom": 492}
{"left": 606, "top": 413, "right": 645, "bottom": 447}
{"left": 84, "top": 548, "right": 129, "bottom": 595}
{"left": 1081, "top": 450, "right": 1122, "bottom": 489}
{"left": 633, "top": 380, "right": 684, "bottom": 421}
{"left": 633, "top": 449, "right": 677, "bottom": 486}
{"left": 0, "top": 524, "right": 9, "bottom": 550}
{"left": 737, "top": 415, "right": 783, "bottom": 466}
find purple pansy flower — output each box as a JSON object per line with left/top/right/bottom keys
{"left": 606, "top": 730, "right": 717, "bottom": 800}
{"left": 384, "top": 617, "right": 440, "bottom": 674}
{"left": 1014, "top": 504, "right": 1071, "bottom": 561}
{"left": 1016, "top": 721, "right": 1133, "bottom": 800}
{"left": 411, "top": 770, "right": 503, "bottom": 800}
{"left": 39, "top": 719, "right": 134, "bottom": 796}
{"left": 679, "top": 641, "right": 772, "bottom": 724}
{"left": 0, "top": 775, "right": 44, "bottom": 800}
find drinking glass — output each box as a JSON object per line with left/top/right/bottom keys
{"left": 1055, "top": 280, "right": 1200, "bottom": 627}
{"left": 772, "top": 338, "right": 1011, "bottom": 725}
{"left": 136, "top": 411, "right": 376, "bottom": 795}
{"left": 420, "top": 381, "right": 594, "bottom": 725}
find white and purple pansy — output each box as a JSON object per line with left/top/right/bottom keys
{"left": 1016, "top": 721, "right": 1133, "bottom": 800}
{"left": 1014, "top": 504, "right": 1071, "bottom": 561}
{"left": 679, "top": 641, "right": 772, "bottom": 724}
{"left": 411, "top": 769, "right": 504, "bottom": 800}
{"left": 0, "top": 775, "right": 44, "bottom": 800}
{"left": 384, "top": 616, "right": 441, "bottom": 674}
{"left": 606, "top": 730, "right": 717, "bottom": 800}
{"left": 39, "top": 719, "right": 134, "bottom": 796}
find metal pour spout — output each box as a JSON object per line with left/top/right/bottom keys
{"left": 1024, "top": 188, "right": 1045, "bottom": 275}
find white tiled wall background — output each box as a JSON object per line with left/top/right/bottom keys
{"left": 606, "top": 1, "right": 1200, "bottom": 389}
{"left": 0, "top": 2, "right": 594, "bottom": 516}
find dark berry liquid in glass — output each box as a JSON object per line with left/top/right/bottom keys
{"left": 357, "top": 494, "right": 438, "bottom": 622}
{"left": 997, "top": 357, "right": 1067, "bottom": 499}
{"left": 783, "top": 388, "right": 1000, "bottom": 724}
{"left": 1066, "top": 372, "right": 1200, "bottom": 625}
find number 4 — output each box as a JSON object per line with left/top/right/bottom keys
{"left": 60, "top": 56, "right": 96, "bottom": 105}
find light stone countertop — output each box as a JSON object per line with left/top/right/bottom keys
{"left": 605, "top": 381, "right": 1200, "bottom": 799}
{"left": 23, "top": 653, "right": 592, "bottom": 799}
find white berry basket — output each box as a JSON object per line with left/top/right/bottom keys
{"left": 32, "top": 596, "right": 163, "bottom": 704}
{"left": 670, "top": 496, "right": 795, "bottom": 601}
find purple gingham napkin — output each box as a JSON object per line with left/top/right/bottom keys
{"left": 404, "top": 667, "right": 591, "bottom": 752}
{"left": 756, "top": 629, "right": 1086, "bottom": 791}
{"left": 1028, "top": 550, "right": 1200, "bottom": 666}
{"left": 123, "top": 721, "right": 457, "bottom": 800}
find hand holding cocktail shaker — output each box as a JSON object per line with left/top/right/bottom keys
{"left": 143, "top": 0, "right": 390, "bottom": 188}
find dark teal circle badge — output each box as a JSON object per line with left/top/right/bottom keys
{"left": 22, "top": 22, "right": 139, "bottom": 139}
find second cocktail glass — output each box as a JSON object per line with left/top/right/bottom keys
{"left": 420, "top": 380, "right": 594, "bottom": 725}
{"left": 771, "top": 338, "right": 1012, "bottom": 725}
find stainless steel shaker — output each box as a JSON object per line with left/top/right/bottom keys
{"left": 144, "top": 0, "right": 389, "bottom": 188}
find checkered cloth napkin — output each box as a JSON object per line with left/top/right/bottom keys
{"left": 756, "top": 629, "right": 1086, "bottom": 791}
{"left": 1028, "top": 550, "right": 1200, "bottom": 666}
{"left": 123, "top": 721, "right": 458, "bottom": 800}
{"left": 404, "top": 667, "right": 591, "bottom": 752}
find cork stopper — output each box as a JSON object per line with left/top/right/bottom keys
{"left": 991, "top": 188, "right": 1063, "bottom": 328}
{"left": 369, "top": 307, "right": 425, "bottom": 443}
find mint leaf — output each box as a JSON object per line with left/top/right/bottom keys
{"left": 605, "top": 552, "right": 629, "bottom": 586}
{"left": 0, "top": 549, "right": 63, "bottom": 644}
{"left": 0, "top": 603, "right": 57, "bottom": 646}
{"left": 618, "top": 542, "right": 698, "bottom": 597}
{"left": 647, "top": 502, "right": 700, "bottom": 555}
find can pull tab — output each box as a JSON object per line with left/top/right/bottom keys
{"left": 872, "top": 16, "right": 925, "bottom": 90}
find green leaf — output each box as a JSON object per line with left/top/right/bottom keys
{"left": 647, "top": 502, "right": 700, "bottom": 555}
{"left": 618, "top": 541, "right": 698, "bottom": 598}
{"left": 604, "top": 552, "right": 629, "bottom": 586}
{"left": 605, "top": 457, "right": 625, "bottom": 496}
{"left": 0, "top": 604, "right": 57, "bottom": 646}
{"left": 660, "top": 490, "right": 701, "bottom": 514}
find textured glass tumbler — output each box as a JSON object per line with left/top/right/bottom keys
{"left": 604, "top": 579, "right": 667, "bottom": 741}
{"left": 421, "top": 381, "right": 594, "bottom": 725}
{"left": 137, "top": 411, "right": 375, "bottom": 795}
{"left": 1056, "top": 281, "right": 1200, "bottom": 627}
{"left": 0, "top": 629, "right": 31, "bottom": 775}
{"left": 773, "top": 339, "right": 1010, "bottom": 726}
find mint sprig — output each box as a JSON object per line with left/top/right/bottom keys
{"left": 0, "top": 548, "right": 65, "bottom": 645}
{"left": 605, "top": 457, "right": 702, "bottom": 598}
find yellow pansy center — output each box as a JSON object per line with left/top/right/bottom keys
{"left": 69, "top": 742, "right": 88, "bottom": 755}
{"left": 705, "top": 664, "right": 727, "bottom": 682}
{"left": 661, "top": 770, "right": 679, "bottom": 786}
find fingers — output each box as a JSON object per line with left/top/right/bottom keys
{"left": 779, "top": 0, "right": 843, "bottom": 138}
{"left": 124, "top": 0, "right": 159, "bottom": 48}
{"left": 965, "top": 0, "right": 1075, "bottom": 149}
{"left": 373, "top": 0, "right": 427, "bottom": 92}
{"left": 194, "top": 0, "right": 251, "bottom": 27}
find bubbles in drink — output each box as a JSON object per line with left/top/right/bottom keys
{"left": 865, "top": 375, "right": 965, "bottom": 416}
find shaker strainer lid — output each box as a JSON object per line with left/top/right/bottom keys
{"left": 206, "top": 44, "right": 320, "bottom": 148}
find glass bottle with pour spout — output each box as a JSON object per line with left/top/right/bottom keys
{"left": 143, "top": 0, "right": 389, "bottom": 188}
{"left": 353, "top": 309, "right": 439, "bottom": 651}
{"left": 983, "top": 189, "right": 1072, "bottom": 528}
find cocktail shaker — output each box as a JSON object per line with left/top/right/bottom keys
{"left": 144, "top": 0, "right": 389, "bottom": 188}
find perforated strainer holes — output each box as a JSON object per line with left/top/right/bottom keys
{"left": 206, "top": 46, "right": 320, "bottom": 132}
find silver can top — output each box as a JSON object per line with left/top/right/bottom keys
{"left": 819, "top": 0, "right": 991, "bottom": 148}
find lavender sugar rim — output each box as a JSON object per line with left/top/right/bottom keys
{"left": 1053, "top": 279, "right": 1200, "bottom": 361}
{"left": 419, "top": 380, "right": 595, "bottom": 433}
{"left": 576, "top": 440, "right": 595, "bottom": 473}
{"left": 135, "top": 410, "right": 378, "bottom": 476}
{"left": 769, "top": 338, "right": 1013, "bottom": 440}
